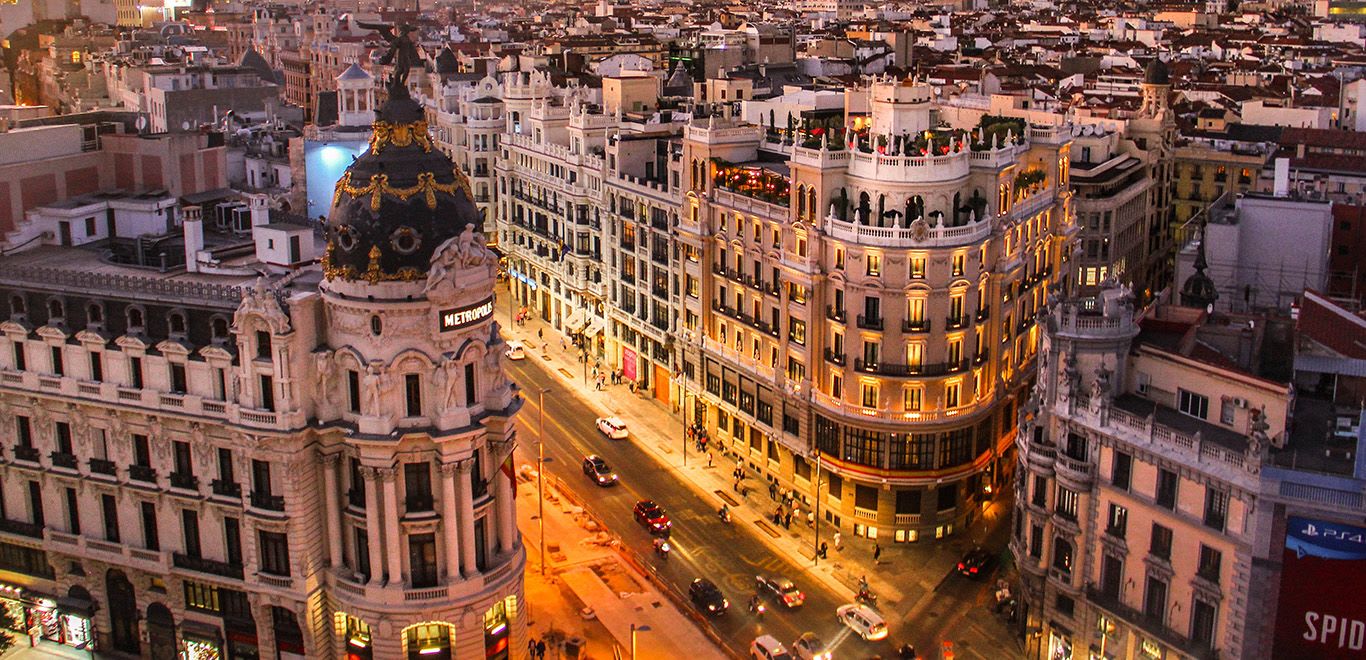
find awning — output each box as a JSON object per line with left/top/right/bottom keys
{"left": 563, "top": 311, "right": 586, "bottom": 332}
{"left": 56, "top": 595, "right": 96, "bottom": 617}
{"left": 584, "top": 321, "right": 604, "bottom": 338}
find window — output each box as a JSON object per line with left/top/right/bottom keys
{"left": 1052, "top": 537, "right": 1073, "bottom": 574}
{"left": 1156, "top": 468, "right": 1178, "bottom": 510}
{"left": 255, "top": 331, "right": 272, "bottom": 359}
{"left": 464, "top": 363, "right": 477, "bottom": 405}
{"left": 834, "top": 247, "right": 845, "bottom": 269}
{"left": 258, "top": 531, "right": 290, "bottom": 576}
{"left": 141, "top": 502, "right": 159, "bottom": 551}
{"left": 405, "top": 373, "right": 422, "bottom": 417}
{"left": 408, "top": 533, "right": 438, "bottom": 587}
{"left": 102, "top": 494, "right": 120, "bottom": 542}
{"left": 937, "top": 484, "right": 957, "bottom": 511}
{"left": 184, "top": 581, "right": 220, "bottom": 614}
{"left": 1178, "top": 388, "right": 1208, "bottom": 420}
{"left": 945, "top": 382, "right": 961, "bottom": 408}
{"left": 866, "top": 254, "right": 881, "bottom": 276}
{"left": 217, "top": 448, "right": 235, "bottom": 485}
{"left": 1150, "top": 523, "right": 1172, "bottom": 560}
{"left": 904, "top": 387, "right": 922, "bottom": 411}
{"left": 788, "top": 319, "right": 806, "bottom": 345}
{"left": 347, "top": 370, "right": 361, "bottom": 413}
{"left": 170, "top": 363, "right": 186, "bottom": 393}
{"left": 1220, "top": 399, "right": 1235, "bottom": 425}
{"left": 130, "top": 356, "right": 143, "bottom": 389}
{"left": 224, "top": 517, "right": 241, "bottom": 566}
{"left": 1056, "top": 487, "right": 1078, "bottom": 519}
{"left": 1111, "top": 451, "right": 1132, "bottom": 490}
{"left": 55, "top": 422, "right": 72, "bottom": 454}
{"left": 895, "top": 489, "right": 921, "bottom": 514}
{"left": 65, "top": 488, "right": 80, "bottom": 535}
{"left": 1204, "top": 488, "right": 1228, "bottom": 531}
{"left": 89, "top": 352, "right": 102, "bottom": 381}
{"left": 910, "top": 256, "right": 926, "bottom": 278}
{"left": 1029, "top": 524, "right": 1043, "bottom": 558}
{"left": 259, "top": 374, "right": 274, "bottom": 411}
{"left": 1197, "top": 544, "right": 1222, "bottom": 583}
{"left": 133, "top": 434, "right": 152, "bottom": 467}
{"left": 172, "top": 440, "right": 193, "bottom": 477}
{"left": 1101, "top": 555, "right": 1123, "bottom": 599}
{"left": 50, "top": 345, "right": 63, "bottom": 376}
{"left": 404, "top": 462, "right": 433, "bottom": 512}
{"left": 1032, "top": 475, "right": 1047, "bottom": 507}
{"left": 952, "top": 252, "right": 966, "bottom": 277}
{"left": 252, "top": 459, "right": 274, "bottom": 498}
{"left": 843, "top": 428, "right": 884, "bottom": 467}
{"left": 1106, "top": 503, "right": 1127, "bottom": 538}
{"left": 1191, "top": 599, "right": 1218, "bottom": 646}
{"left": 15, "top": 416, "right": 32, "bottom": 448}
{"left": 1143, "top": 576, "right": 1168, "bottom": 623}
{"left": 182, "top": 509, "right": 201, "bottom": 558}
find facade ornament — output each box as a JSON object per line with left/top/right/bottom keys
{"left": 909, "top": 216, "right": 930, "bottom": 243}
{"left": 363, "top": 363, "right": 386, "bottom": 414}
{"left": 234, "top": 277, "right": 292, "bottom": 335}
{"left": 314, "top": 350, "right": 340, "bottom": 405}
{"left": 426, "top": 225, "right": 496, "bottom": 297}
{"left": 1246, "top": 407, "right": 1270, "bottom": 472}
{"left": 442, "top": 358, "right": 462, "bottom": 409}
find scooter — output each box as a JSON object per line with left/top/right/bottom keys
{"left": 747, "top": 599, "right": 766, "bottom": 618}
{"left": 856, "top": 588, "right": 878, "bottom": 606}
{"left": 654, "top": 539, "right": 671, "bottom": 559}
{"left": 718, "top": 507, "right": 731, "bottom": 523}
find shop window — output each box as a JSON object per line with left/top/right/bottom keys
{"left": 405, "top": 623, "right": 451, "bottom": 659}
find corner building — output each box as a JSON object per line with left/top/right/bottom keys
{"left": 679, "top": 77, "right": 1077, "bottom": 542}
{"left": 0, "top": 87, "right": 524, "bottom": 657}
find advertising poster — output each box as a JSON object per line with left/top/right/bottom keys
{"left": 1273, "top": 516, "right": 1366, "bottom": 659}
{"left": 622, "top": 348, "right": 638, "bottom": 382}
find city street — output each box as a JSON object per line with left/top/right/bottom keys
{"left": 505, "top": 344, "right": 1022, "bottom": 659}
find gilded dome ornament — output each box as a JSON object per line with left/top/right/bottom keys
{"left": 390, "top": 226, "right": 421, "bottom": 255}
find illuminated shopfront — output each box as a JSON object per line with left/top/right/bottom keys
{"left": 402, "top": 622, "right": 453, "bottom": 660}
{"left": 184, "top": 636, "right": 223, "bottom": 660}
{"left": 338, "top": 614, "right": 372, "bottom": 660}
{"left": 1049, "top": 630, "right": 1073, "bottom": 660}
{"left": 0, "top": 583, "right": 96, "bottom": 651}
{"left": 482, "top": 597, "right": 517, "bottom": 660}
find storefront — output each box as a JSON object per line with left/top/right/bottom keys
{"left": 340, "top": 614, "right": 372, "bottom": 660}
{"left": 1049, "top": 627, "right": 1073, "bottom": 660}
{"left": 182, "top": 620, "right": 225, "bottom": 660}
{"left": 483, "top": 599, "right": 511, "bottom": 660}
{"left": 0, "top": 583, "right": 96, "bottom": 652}
{"left": 402, "top": 623, "right": 452, "bottom": 660}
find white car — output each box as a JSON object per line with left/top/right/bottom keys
{"left": 596, "top": 416, "right": 628, "bottom": 439}
{"left": 751, "top": 635, "right": 793, "bottom": 660}
{"left": 791, "top": 632, "right": 831, "bottom": 660}
{"left": 504, "top": 342, "right": 526, "bottom": 360}
{"left": 836, "top": 603, "right": 888, "bottom": 641}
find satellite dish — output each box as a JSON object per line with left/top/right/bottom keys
{"left": 182, "top": 121, "right": 192, "bottom": 131}
{"left": 135, "top": 116, "right": 147, "bottom": 131}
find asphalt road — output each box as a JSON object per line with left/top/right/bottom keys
{"left": 508, "top": 356, "right": 1013, "bottom": 659}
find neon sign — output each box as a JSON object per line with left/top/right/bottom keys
{"left": 438, "top": 297, "right": 494, "bottom": 332}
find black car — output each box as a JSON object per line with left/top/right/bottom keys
{"left": 755, "top": 575, "right": 805, "bottom": 608}
{"left": 581, "top": 454, "right": 618, "bottom": 486}
{"left": 957, "top": 547, "right": 994, "bottom": 578}
{"left": 688, "top": 578, "right": 729, "bottom": 616}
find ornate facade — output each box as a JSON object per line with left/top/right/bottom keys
{"left": 0, "top": 82, "right": 524, "bottom": 659}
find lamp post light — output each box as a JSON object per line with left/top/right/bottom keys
{"left": 811, "top": 450, "right": 824, "bottom": 566}
{"left": 630, "top": 623, "right": 651, "bottom": 659}
{"left": 537, "top": 387, "right": 550, "bottom": 575}
{"left": 680, "top": 368, "right": 688, "bottom": 468}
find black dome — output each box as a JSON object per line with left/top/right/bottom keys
{"left": 1144, "top": 58, "right": 1170, "bottom": 86}
{"left": 323, "top": 95, "right": 478, "bottom": 283}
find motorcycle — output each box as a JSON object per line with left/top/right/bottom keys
{"left": 856, "top": 588, "right": 878, "bottom": 606}
{"left": 718, "top": 507, "right": 731, "bottom": 523}
{"left": 654, "top": 539, "right": 671, "bottom": 559}
{"left": 748, "top": 596, "right": 766, "bottom": 618}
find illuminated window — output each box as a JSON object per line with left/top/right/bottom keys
{"left": 834, "top": 247, "right": 845, "bottom": 270}
{"left": 945, "top": 382, "right": 961, "bottom": 408}
{"left": 952, "top": 253, "right": 966, "bottom": 277}
{"left": 904, "top": 387, "right": 922, "bottom": 411}
{"left": 866, "top": 253, "right": 881, "bottom": 276}
{"left": 860, "top": 382, "right": 878, "bottom": 407}
{"left": 910, "top": 255, "right": 926, "bottom": 278}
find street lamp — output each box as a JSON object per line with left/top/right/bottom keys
{"left": 811, "top": 450, "right": 824, "bottom": 566}
{"left": 630, "top": 623, "right": 651, "bottom": 659}
{"left": 680, "top": 366, "right": 688, "bottom": 468}
{"left": 537, "top": 387, "right": 551, "bottom": 576}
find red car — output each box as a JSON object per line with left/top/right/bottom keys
{"left": 633, "top": 499, "right": 671, "bottom": 536}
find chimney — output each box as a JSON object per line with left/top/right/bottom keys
{"left": 183, "top": 205, "right": 204, "bottom": 273}
{"left": 1273, "top": 157, "right": 1290, "bottom": 197}
{"left": 249, "top": 194, "right": 270, "bottom": 228}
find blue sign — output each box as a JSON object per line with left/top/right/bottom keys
{"left": 1286, "top": 516, "right": 1366, "bottom": 561}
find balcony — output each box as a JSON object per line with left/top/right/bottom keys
{"left": 89, "top": 458, "right": 117, "bottom": 476}
{"left": 170, "top": 472, "right": 200, "bottom": 491}
{"left": 0, "top": 518, "right": 44, "bottom": 539}
{"left": 853, "top": 359, "right": 970, "bottom": 378}
{"left": 49, "top": 451, "right": 78, "bottom": 470}
{"left": 825, "top": 306, "right": 846, "bottom": 323}
{"left": 902, "top": 319, "right": 931, "bottom": 333}
{"left": 211, "top": 479, "right": 242, "bottom": 498}
{"left": 128, "top": 464, "right": 157, "bottom": 483}
{"left": 975, "top": 308, "right": 990, "bottom": 322}
{"left": 824, "top": 349, "right": 847, "bottom": 366}
{"left": 13, "top": 445, "right": 39, "bottom": 463}
{"left": 856, "top": 314, "right": 884, "bottom": 331}
{"left": 173, "top": 552, "right": 244, "bottom": 581}
{"left": 1085, "top": 587, "right": 1216, "bottom": 659}
{"left": 250, "top": 492, "right": 286, "bottom": 512}
{"left": 945, "top": 314, "right": 971, "bottom": 330}
{"left": 973, "top": 352, "right": 989, "bottom": 366}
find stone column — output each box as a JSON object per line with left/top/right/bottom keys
{"left": 440, "top": 462, "right": 464, "bottom": 580}
{"left": 495, "top": 455, "right": 515, "bottom": 554}
{"left": 321, "top": 454, "right": 343, "bottom": 569}
{"left": 456, "top": 460, "right": 478, "bottom": 575}
{"left": 379, "top": 467, "right": 403, "bottom": 586}
{"left": 361, "top": 466, "right": 383, "bottom": 585}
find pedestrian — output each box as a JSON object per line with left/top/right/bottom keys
{"left": 819, "top": 541, "right": 828, "bottom": 559}
{"left": 874, "top": 543, "right": 882, "bottom": 563}
{"left": 707, "top": 451, "right": 713, "bottom": 467}
{"left": 784, "top": 511, "right": 792, "bottom": 528}
{"left": 769, "top": 483, "right": 777, "bottom": 500}
{"left": 833, "top": 531, "right": 842, "bottom": 550}
{"left": 528, "top": 638, "right": 537, "bottom": 659}
{"left": 536, "top": 639, "right": 546, "bottom": 659}
{"left": 560, "top": 339, "right": 566, "bottom": 351}
{"left": 537, "top": 328, "right": 544, "bottom": 340}
{"left": 808, "top": 510, "right": 815, "bottom": 527}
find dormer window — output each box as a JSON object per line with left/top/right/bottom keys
{"left": 127, "top": 307, "right": 145, "bottom": 331}
{"left": 211, "top": 317, "right": 229, "bottom": 343}
{"left": 47, "top": 299, "right": 64, "bottom": 321}
{"left": 168, "top": 311, "right": 187, "bottom": 337}
{"left": 87, "top": 304, "right": 104, "bottom": 325}
{"left": 10, "top": 295, "right": 25, "bottom": 318}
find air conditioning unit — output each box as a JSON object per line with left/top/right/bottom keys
{"left": 1232, "top": 397, "right": 1248, "bottom": 409}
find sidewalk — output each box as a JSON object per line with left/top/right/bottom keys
{"left": 499, "top": 288, "right": 1021, "bottom": 655}
{"left": 1, "top": 641, "right": 100, "bottom": 659}
{"left": 517, "top": 460, "right": 726, "bottom": 660}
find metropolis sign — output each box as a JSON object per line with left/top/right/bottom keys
{"left": 1273, "top": 516, "right": 1366, "bottom": 659}
{"left": 438, "top": 297, "right": 495, "bottom": 332}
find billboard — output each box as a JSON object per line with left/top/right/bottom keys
{"left": 1273, "top": 516, "right": 1366, "bottom": 659}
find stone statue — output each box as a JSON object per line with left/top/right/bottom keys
{"left": 442, "top": 359, "right": 462, "bottom": 409}
{"left": 363, "top": 364, "right": 384, "bottom": 414}
{"left": 357, "top": 22, "right": 422, "bottom": 95}
{"left": 314, "top": 351, "right": 339, "bottom": 404}
{"left": 1091, "top": 363, "right": 1113, "bottom": 401}
{"left": 426, "top": 225, "right": 494, "bottom": 297}
{"left": 1246, "top": 407, "right": 1270, "bottom": 471}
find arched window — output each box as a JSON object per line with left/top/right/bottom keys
{"left": 806, "top": 188, "right": 817, "bottom": 222}
{"left": 47, "top": 299, "right": 64, "bottom": 320}
{"left": 795, "top": 185, "right": 806, "bottom": 220}
{"left": 127, "top": 307, "right": 144, "bottom": 330}
{"left": 10, "top": 295, "right": 25, "bottom": 315}
{"left": 168, "top": 311, "right": 186, "bottom": 336}
{"left": 211, "top": 317, "right": 229, "bottom": 342}
{"left": 87, "top": 304, "right": 103, "bottom": 324}
{"left": 858, "top": 192, "right": 871, "bottom": 224}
